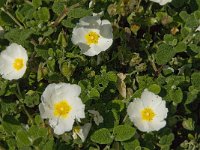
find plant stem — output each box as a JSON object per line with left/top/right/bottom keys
{"left": 144, "top": 49, "right": 158, "bottom": 73}
{"left": 122, "top": 114, "right": 128, "bottom": 123}
{"left": 52, "top": 2, "right": 80, "bottom": 27}
{"left": 16, "top": 82, "right": 33, "bottom": 124}
{"left": 16, "top": 82, "right": 23, "bottom": 98}
{"left": 52, "top": 5, "right": 68, "bottom": 27}
{"left": 136, "top": 0, "right": 141, "bottom": 11}
{"left": 24, "top": 0, "right": 33, "bottom": 6}
{"left": 1, "top": 7, "right": 23, "bottom": 28}
{"left": 22, "top": 105, "right": 34, "bottom": 124}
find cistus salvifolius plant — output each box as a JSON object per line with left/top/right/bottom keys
{"left": 0, "top": 0, "right": 200, "bottom": 150}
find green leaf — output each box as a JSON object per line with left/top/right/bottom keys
{"left": 94, "top": 75, "right": 109, "bottom": 92}
{"left": 180, "top": 27, "right": 191, "bottom": 38}
{"left": 0, "top": 0, "right": 6, "bottom": 7}
{"left": 57, "top": 31, "right": 68, "bottom": 47}
{"left": 28, "top": 125, "right": 48, "bottom": 141}
{"left": 32, "top": 0, "right": 42, "bottom": 8}
{"left": 171, "top": 0, "right": 187, "bottom": 8}
{"left": 107, "top": 71, "right": 117, "bottom": 82}
{"left": 169, "top": 87, "right": 183, "bottom": 104}
{"left": 123, "top": 139, "right": 140, "bottom": 150}
{"left": 4, "top": 28, "right": 33, "bottom": 45}
{"left": 162, "top": 67, "right": 174, "bottom": 76}
{"left": 47, "top": 59, "right": 56, "bottom": 72}
{"left": 60, "top": 61, "right": 76, "bottom": 79}
{"left": 0, "top": 80, "right": 7, "bottom": 96}
{"left": 24, "top": 90, "right": 40, "bottom": 107}
{"left": 68, "top": 8, "right": 92, "bottom": 18}
{"left": 191, "top": 72, "right": 200, "bottom": 90}
{"left": 0, "top": 11, "right": 15, "bottom": 26}
{"left": 89, "top": 147, "right": 98, "bottom": 150}
{"left": 16, "top": 4, "right": 35, "bottom": 23}
{"left": 88, "top": 88, "right": 100, "bottom": 99}
{"left": 91, "top": 128, "right": 113, "bottom": 144}
{"left": 2, "top": 115, "right": 22, "bottom": 135}
{"left": 113, "top": 125, "right": 136, "bottom": 141}
{"left": 16, "top": 130, "right": 31, "bottom": 148}
{"left": 155, "top": 44, "right": 175, "bottom": 65}
{"left": 179, "top": 11, "right": 190, "bottom": 22}
{"left": 0, "top": 100, "right": 17, "bottom": 115}
{"left": 107, "top": 100, "right": 125, "bottom": 112}
{"left": 182, "top": 118, "right": 195, "bottom": 131}
{"left": 159, "top": 133, "right": 174, "bottom": 146}
{"left": 35, "top": 47, "right": 49, "bottom": 59}
{"left": 7, "top": 138, "right": 17, "bottom": 150}
{"left": 148, "top": 84, "right": 161, "bottom": 94}
{"left": 156, "top": 12, "right": 173, "bottom": 25}
{"left": 61, "top": 19, "right": 75, "bottom": 28}
{"left": 34, "top": 115, "right": 43, "bottom": 126}
{"left": 174, "top": 42, "right": 187, "bottom": 53}
{"left": 36, "top": 7, "right": 50, "bottom": 22}
{"left": 52, "top": 1, "right": 66, "bottom": 15}
{"left": 137, "top": 75, "right": 154, "bottom": 89}
{"left": 41, "top": 138, "right": 54, "bottom": 150}
{"left": 37, "top": 63, "right": 48, "bottom": 81}
{"left": 163, "top": 34, "right": 177, "bottom": 46}
{"left": 189, "top": 43, "right": 200, "bottom": 53}
{"left": 185, "top": 86, "right": 199, "bottom": 105}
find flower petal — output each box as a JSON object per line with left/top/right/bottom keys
{"left": 79, "top": 16, "right": 101, "bottom": 27}
{"left": 53, "top": 117, "right": 75, "bottom": 135}
{"left": 71, "top": 27, "right": 88, "bottom": 45}
{"left": 100, "top": 20, "right": 113, "bottom": 39}
{"left": 148, "top": 119, "right": 166, "bottom": 131}
{"left": 127, "top": 99, "right": 144, "bottom": 120}
{"left": 98, "top": 36, "right": 113, "bottom": 52}
{"left": 79, "top": 43, "right": 102, "bottom": 56}
{"left": 77, "top": 123, "right": 92, "bottom": 142}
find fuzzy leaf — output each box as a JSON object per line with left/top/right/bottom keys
{"left": 16, "top": 130, "right": 31, "bottom": 148}
{"left": 155, "top": 44, "right": 175, "bottom": 65}
{"left": 68, "top": 8, "right": 92, "bottom": 18}
{"left": 113, "top": 125, "right": 136, "bottom": 141}
{"left": 32, "top": 0, "right": 42, "bottom": 8}
{"left": 169, "top": 88, "right": 183, "bottom": 104}
{"left": 36, "top": 7, "right": 50, "bottom": 22}
{"left": 123, "top": 139, "right": 140, "bottom": 150}
{"left": 191, "top": 72, "right": 200, "bottom": 90}
{"left": 174, "top": 42, "right": 187, "bottom": 53}
{"left": 91, "top": 128, "right": 113, "bottom": 144}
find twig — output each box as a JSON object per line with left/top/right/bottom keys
{"left": 16, "top": 82, "right": 33, "bottom": 124}
{"left": 52, "top": 3, "right": 80, "bottom": 27}
{"left": 144, "top": 49, "right": 158, "bottom": 73}
{"left": 22, "top": 105, "right": 34, "bottom": 124}
{"left": 24, "top": 0, "right": 33, "bottom": 6}
{"left": 1, "top": 7, "right": 23, "bottom": 28}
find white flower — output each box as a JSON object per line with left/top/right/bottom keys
{"left": 195, "top": 25, "right": 200, "bottom": 32}
{"left": 127, "top": 89, "right": 168, "bottom": 132}
{"left": 88, "top": 110, "right": 103, "bottom": 125}
{"left": 150, "top": 0, "right": 172, "bottom": 5}
{"left": 72, "top": 15, "right": 113, "bottom": 56}
{"left": 72, "top": 123, "right": 92, "bottom": 142}
{"left": 0, "top": 43, "right": 28, "bottom": 80}
{"left": 39, "top": 83, "right": 85, "bottom": 135}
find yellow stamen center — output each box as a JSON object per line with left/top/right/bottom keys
{"left": 85, "top": 31, "right": 100, "bottom": 45}
{"left": 13, "top": 58, "right": 24, "bottom": 71}
{"left": 54, "top": 100, "right": 72, "bottom": 118}
{"left": 141, "top": 107, "right": 155, "bottom": 122}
